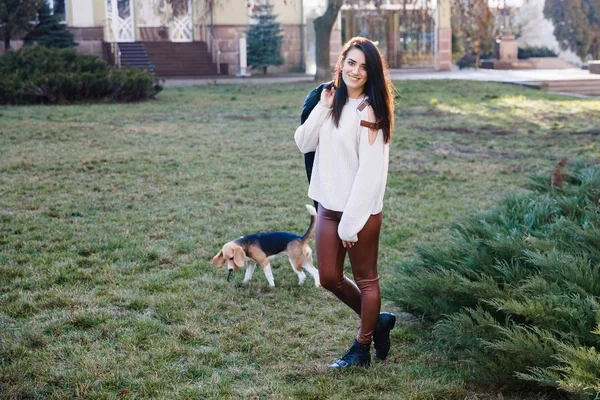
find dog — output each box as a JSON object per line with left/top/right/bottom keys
{"left": 212, "top": 205, "right": 320, "bottom": 287}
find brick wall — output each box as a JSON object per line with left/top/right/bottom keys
{"left": 70, "top": 27, "right": 104, "bottom": 58}
{"left": 435, "top": 27, "right": 452, "bottom": 71}
{"left": 213, "top": 24, "right": 304, "bottom": 75}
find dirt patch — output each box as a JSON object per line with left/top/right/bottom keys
{"left": 434, "top": 126, "right": 511, "bottom": 136}
{"left": 572, "top": 129, "right": 600, "bottom": 136}
{"left": 433, "top": 144, "right": 523, "bottom": 160}
{"left": 488, "top": 128, "right": 511, "bottom": 136}
{"left": 436, "top": 126, "right": 475, "bottom": 135}
{"left": 223, "top": 115, "right": 256, "bottom": 121}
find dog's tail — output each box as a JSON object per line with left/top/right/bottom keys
{"left": 300, "top": 204, "right": 317, "bottom": 243}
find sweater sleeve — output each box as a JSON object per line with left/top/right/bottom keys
{"left": 338, "top": 122, "right": 387, "bottom": 242}
{"left": 294, "top": 102, "right": 330, "bottom": 153}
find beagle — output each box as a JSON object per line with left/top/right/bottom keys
{"left": 212, "top": 205, "right": 320, "bottom": 287}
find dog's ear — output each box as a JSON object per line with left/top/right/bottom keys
{"left": 212, "top": 250, "right": 225, "bottom": 267}
{"left": 233, "top": 246, "right": 246, "bottom": 268}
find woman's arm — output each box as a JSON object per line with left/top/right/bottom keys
{"left": 338, "top": 108, "right": 388, "bottom": 242}
{"left": 294, "top": 103, "right": 329, "bottom": 153}
{"left": 294, "top": 88, "right": 334, "bottom": 153}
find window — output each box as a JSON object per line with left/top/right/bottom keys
{"left": 48, "top": 0, "right": 67, "bottom": 23}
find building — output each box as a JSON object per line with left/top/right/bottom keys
{"left": 1, "top": 0, "right": 451, "bottom": 75}
{"left": 340, "top": 0, "right": 451, "bottom": 70}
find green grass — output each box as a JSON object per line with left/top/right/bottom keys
{"left": 1, "top": 80, "right": 599, "bottom": 399}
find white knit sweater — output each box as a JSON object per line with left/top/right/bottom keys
{"left": 294, "top": 97, "right": 389, "bottom": 242}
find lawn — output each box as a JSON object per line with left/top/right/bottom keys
{"left": 1, "top": 80, "right": 599, "bottom": 399}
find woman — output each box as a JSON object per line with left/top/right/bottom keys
{"left": 294, "top": 37, "right": 396, "bottom": 369}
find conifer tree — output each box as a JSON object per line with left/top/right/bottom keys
{"left": 0, "top": 0, "right": 40, "bottom": 50}
{"left": 24, "top": 1, "right": 76, "bottom": 49}
{"left": 246, "top": 1, "right": 284, "bottom": 74}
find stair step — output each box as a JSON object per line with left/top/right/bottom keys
{"left": 115, "top": 42, "right": 153, "bottom": 74}
{"left": 140, "top": 41, "right": 221, "bottom": 76}
{"left": 539, "top": 79, "right": 600, "bottom": 96}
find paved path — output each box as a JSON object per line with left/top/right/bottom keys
{"left": 163, "top": 74, "right": 315, "bottom": 87}
{"left": 163, "top": 68, "right": 600, "bottom": 87}
{"left": 390, "top": 68, "right": 600, "bottom": 84}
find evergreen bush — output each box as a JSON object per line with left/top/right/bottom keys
{"left": 518, "top": 47, "right": 559, "bottom": 59}
{"left": 0, "top": 46, "right": 161, "bottom": 104}
{"left": 456, "top": 51, "right": 494, "bottom": 69}
{"left": 23, "top": 1, "right": 77, "bottom": 49}
{"left": 246, "top": 1, "right": 284, "bottom": 74}
{"left": 390, "top": 160, "right": 600, "bottom": 397}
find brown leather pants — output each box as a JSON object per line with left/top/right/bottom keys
{"left": 316, "top": 206, "right": 382, "bottom": 344}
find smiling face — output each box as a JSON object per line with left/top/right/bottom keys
{"left": 341, "top": 47, "right": 368, "bottom": 98}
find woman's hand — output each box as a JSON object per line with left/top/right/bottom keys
{"left": 342, "top": 240, "right": 355, "bottom": 248}
{"left": 320, "top": 86, "right": 335, "bottom": 109}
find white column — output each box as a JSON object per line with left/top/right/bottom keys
{"left": 237, "top": 37, "right": 251, "bottom": 77}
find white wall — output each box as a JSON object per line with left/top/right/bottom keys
{"left": 70, "top": 0, "right": 95, "bottom": 27}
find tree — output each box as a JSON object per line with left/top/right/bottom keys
{"left": 451, "top": 0, "right": 497, "bottom": 68}
{"left": 0, "top": 0, "right": 40, "bottom": 50}
{"left": 313, "top": 0, "right": 343, "bottom": 81}
{"left": 246, "top": 1, "right": 284, "bottom": 74}
{"left": 544, "top": 0, "right": 600, "bottom": 60}
{"left": 24, "top": 1, "right": 76, "bottom": 48}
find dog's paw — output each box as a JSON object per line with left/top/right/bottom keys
{"left": 235, "top": 281, "right": 250, "bottom": 289}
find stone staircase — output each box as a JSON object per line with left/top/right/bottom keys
{"left": 115, "top": 41, "right": 224, "bottom": 77}
{"left": 117, "top": 42, "right": 153, "bottom": 72}
{"left": 540, "top": 79, "right": 600, "bottom": 97}
{"left": 142, "top": 41, "right": 221, "bottom": 77}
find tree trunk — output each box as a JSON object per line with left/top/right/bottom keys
{"left": 4, "top": 33, "right": 10, "bottom": 50}
{"left": 313, "top": 0, "right": 342, "bottom": 81}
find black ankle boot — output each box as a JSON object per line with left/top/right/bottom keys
{"left": 328, "top": 339, "right": 371, "bottom": 370}
{"left": 373, "top": 312, "right": 396, "bottom": 360}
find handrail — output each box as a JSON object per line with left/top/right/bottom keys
{"left": 111, "top": 41, "right": 122, "bottom": 69}
{"left": 210, "top": 30, "right": 221, "bottom": 75}
{"left": 200, "top": 22, "right": 221, "bottom": 75}
{"left": 116, "top": 42, "right": 122, "bottom": 69}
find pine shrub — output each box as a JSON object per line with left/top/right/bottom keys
{"left": 518, "top": 47, "right": 559, "bottom": 59}
{"left": 0, "top": 45, "right": 161, "bottom": 104}
{"left": 246, "top": 1, "right": 284, "bottom": 74}
{"left": 23, "top": 1, "right": 77, "bottom": 49}
{"left": 390, "top": 160, "right": 600, "bottom": 397}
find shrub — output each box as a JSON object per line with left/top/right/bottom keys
{"left": 456, "top": 51, "right": 494, "bottom": 69}
{"left": 456, "top": 53, "right": 477, "bottom": 69}
{"left": 389, "top": 160, "right": 600, "bottom": 397}
{"left": 0, "top": 45, "right": 161, "bottom": 104}
{"left": 518, "top": 47, "right": 558, "bottom": 59}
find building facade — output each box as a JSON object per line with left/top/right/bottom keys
{"left": 2, "top": 0, "right": 451, "bottom": 75}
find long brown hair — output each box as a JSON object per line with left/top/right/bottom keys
{"left": 332, "top": 37, "right": 395, "bottom": 143}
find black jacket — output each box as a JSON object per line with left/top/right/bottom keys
{"left": 300, "top": 81, "right": 334, "bottom": 184}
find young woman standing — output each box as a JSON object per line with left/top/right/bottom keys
{"left": 294, "top": 37, "right": 396, "bottom": 369}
